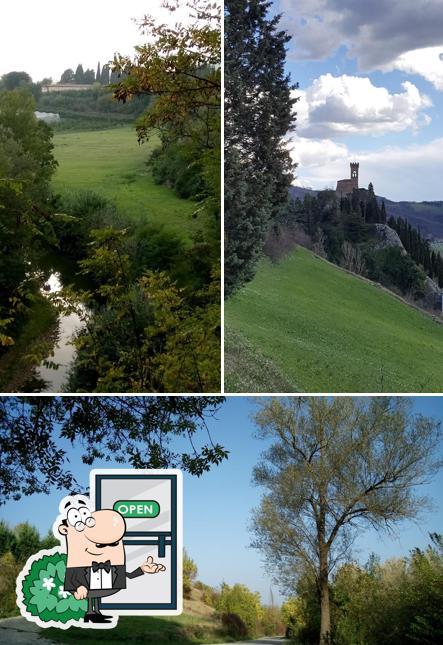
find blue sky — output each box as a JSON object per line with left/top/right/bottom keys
{"left": 273, "top": 0, "right": 443, "bottom": 201}
{"left": 1, "top": 396, "right": 443, "bottom": 605}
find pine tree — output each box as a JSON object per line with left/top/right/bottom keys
{"left": 96, "top": 61, "right": 101, "bottom": 82}
{"left": 224, "top": 0, "right": 297, "bottom": 295}
{"left": 381, "top": 200, "right": 387, "bottom": 223}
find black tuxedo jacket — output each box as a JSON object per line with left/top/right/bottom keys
{"left": 64, "top": 564, "right": 143, "bottom": 592}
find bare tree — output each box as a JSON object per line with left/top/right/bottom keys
{"left": 251, "top": 397, "right": 442, "bottom": 645}
{"left": 340, "top": 241, "right": 366, "bottom": 276}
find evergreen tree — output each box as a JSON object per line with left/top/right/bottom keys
{"left": 96, "top": 61, "right": 101, "bottom": 82}
{"left": 224, "top": 0, "right": 297, "bottom": 295}
{"left": 380, "top": 200, "right": 387, "bottom": 223}
{"left": 100, "top": 64, "right": 110, "bottom": 85}
{"left": 74, "top": 64, "right": 85, "bottom": 83}
{"left": 84, "top": 68, "right": 95, "bottom": 84}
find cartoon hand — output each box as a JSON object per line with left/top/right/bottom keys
{"left": 74, "top": 585, "right": 88, "bottom": 600}
{"left": 141, "top": 555, "right": 166, "bottom": 574}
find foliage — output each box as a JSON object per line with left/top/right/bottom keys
{"left": 20, "top": 550, "right": 87, "bottom": 624}
{"left": 224, "top": 0, "right": 296, "bottom": 295}
{"left": 61, "top": 227, "right": 220, "bottom": 392}
{"left": 365, "top": 246, "right": 426, "bottom": 297}
{"left": 0, "top": 551, "right": 21, "bottom": 617}
{"left": 251, "top": 397, "right": 442, "bottom": 644}
{"left": 0, "top": 396, "right": 226, "bottom": 502}
{"left": 290, "top": 535, "right": 443, "bottom": 645}
{"left": 216, "top": 583, "right": 263, "bottom": 638}
{"left": 0, "top": 88, "right": 57, "bottom": 346}
{"left": 183, "top": 550, "right": 198, "bottom": 599}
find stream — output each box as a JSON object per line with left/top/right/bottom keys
{"left": 23, "top": 254, "right": 88, "bottom": 393}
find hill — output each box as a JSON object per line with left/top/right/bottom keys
{"left": 225, "top": 246, "right": 443, "bottom": 393}
{"left": 289, "top": 186, "right": 443, "bottom": 239}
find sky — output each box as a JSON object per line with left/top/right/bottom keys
{"left": 273, "top": 0, "right": 443, "bottom": 201}
{"left": 1, "top": 396, "right": 443, "bottom": 606}
{"left": 0, "top": 0, "right": 192, "bottom": 83}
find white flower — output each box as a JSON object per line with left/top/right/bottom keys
{"left": 42, "top": 577, "right": 56, "bottom": 591}
{"left": 58, "top": 585, "right": 70, "bottom": 599}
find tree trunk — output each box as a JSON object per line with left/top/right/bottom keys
{"left": 319, "top": 545, "right": 330, "bottom": 645}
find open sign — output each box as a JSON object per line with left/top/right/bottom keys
{"left": 114, "top": 500, "right": 160, "bottom": 518}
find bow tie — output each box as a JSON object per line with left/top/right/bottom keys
{"left": 92, "top": 560, "right": 111, "bottom": 573}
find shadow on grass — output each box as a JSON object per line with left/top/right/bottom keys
{"left": 46, "top": 615, "right": 232, "bottom": 645}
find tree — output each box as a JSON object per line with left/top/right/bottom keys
{"left": 0, "top": 88, "right": 57, "bottom": 345}
{"left": 100, "top": 64, "right": 110, "bottom": 85}
{"left": 0, "top": 396, "right": 227, "bottom": 503}
{"left": 224, "top": 0, "right": 297, "bottom": 295}
{"left": 0, "top": 71, "right": 32, "bottom": 90}
{"left": 84, "top": 68, "right": 95, "bottom": 84}
{"left": 74, "top": 64, "right": 85, "bottom": 83}
{"left": 60, "top": 68, "right": 74, "bottom": 83}
{"left": 11, "top": 523, "right": 41, "bottom": 563}
{"left": 183, "top": 549, "right": 198, "bottom": 598}
{"left": 216, "top": 583, "right": 263, "bottom": 638}
{"left": 96, "top": 61, "right": 101, "bottom": 82}
{"left": 251, "top": 397, "right": 442, "bottom": 645}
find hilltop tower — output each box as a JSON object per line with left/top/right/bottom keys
{"left": 336, "top": 162, "right": 359, "bottom": 196}
{"left": 350, "top": 162, "right": 359, "bottom": 184}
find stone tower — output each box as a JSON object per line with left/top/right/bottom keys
{"left": 350, "top": 162, "right": 359, "bottom": 187}
{"left": 336, "top": 162, "right": 359, "bottom": 196}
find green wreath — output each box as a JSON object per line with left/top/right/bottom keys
{"left": 20, "top": 550, "right": 87, "bottom": 624}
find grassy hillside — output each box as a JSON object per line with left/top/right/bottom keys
{"left": 46, "top": 591, "right": 230, "bottom": 645}
{"left": 52, "top": 127, "right": 198, "bottom": 240}
{"left": 225, "top": 247, "right": 443, "bottom": 392}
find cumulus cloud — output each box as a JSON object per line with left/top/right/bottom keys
{"left": 293, "top": 74, "right": 432, "bottom": 138}
{"left": 278, "top": 0, "right": 443, "bottom": 71}
{"left": 291, "top": 135, "right": 443, "bottom": 201}
{"left": 384, "top": 46, "right": 443, "bottom": 91}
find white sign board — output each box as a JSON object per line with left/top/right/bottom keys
{"left": 90, "top": 469, "right": 183, "bottom": 616}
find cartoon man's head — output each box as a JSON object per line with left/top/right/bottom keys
{"left": 56, "top": 496, "right": 127, "bottom": 568}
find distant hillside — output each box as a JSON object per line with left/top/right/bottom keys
{"left": 225, "top": 247, "right": 443, "bottom": 393}
{"left": 289, "top": 186, "right": 443, "bottom": 239}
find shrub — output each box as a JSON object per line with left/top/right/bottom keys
{"left": 221, "top": 612, "right": 249, "bottom": 639}
{"left": 18, "top": 548, "right": 87, "bottom": 626}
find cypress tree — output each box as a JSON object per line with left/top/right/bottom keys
{"left": 96, "top": 61, "right": 101, "bottom": 82}
{"left": 224, "top": 0, "right": 297, "bottom": 296}
{"left": 100, "top": 64, "right": 110, "bottom": 85}
{"left": 381, "top": 200, "right": 387, "bottom": 223}
{"left": 74, "top": 64, "right": 85, "bottom": 83}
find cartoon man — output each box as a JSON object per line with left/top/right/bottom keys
{"left": 57, "top": 495, "right": 166, "bottom": 624}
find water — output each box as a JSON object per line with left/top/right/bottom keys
{"left": 35, "top": 272, "right": 85, "bottom": 392}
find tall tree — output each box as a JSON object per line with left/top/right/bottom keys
{"left": 0, "top": 396, "right": 227, "bottom": 503}
{"left": 84, "top": 68, "right": 95, "bottom": 84}
{"left": 96, "top": 61, "right": 101, "bottom": 82}
{"left": 100, "top": 63, "right": 110, "bottom": 85}
{"left": 74, "top": 64, "right": 85, "bottom": 83}
{"left": 224, "top": 0, "right": 297, "bottom": 295}
{"left": 251, "top": 397, "right": 442, "bottom": 645}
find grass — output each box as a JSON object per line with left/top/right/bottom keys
{"left": 52, "top": 127, "right": 199, "bottom": 241}
{"left": 45, "top": 614, "right": 231, "bottom": 645}
{"left": 225, "top": 246, "right": 443, "bottom": 392}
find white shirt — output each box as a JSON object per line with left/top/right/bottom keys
{"left": 89, "top": 565, "right": 113, "bottom": 590}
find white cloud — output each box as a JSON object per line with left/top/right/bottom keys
{"left": 291, "top": 135, "right": 443, "bottom": 201}
{"left": 294, "top": 74, "right": 432, "bottom": 138}
{"left": 384, "top": 46, "right": 443, "bottom": 91}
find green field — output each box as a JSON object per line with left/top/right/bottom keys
{"left": 225, "top": 247, "right": 443, "bottom": 392}
{"left": 52, "top": 127, "right": 198, "bottom": 240}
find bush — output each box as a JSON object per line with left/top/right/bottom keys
{"left": 18, "top": 548, "right": 87, "bottom": 626}
{"left": 216, "top": 583, "right": 262, "bottom": 638}
{"left": 221, "top": 612, "right": 249, "bottom": 639}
